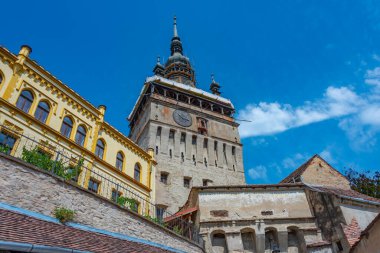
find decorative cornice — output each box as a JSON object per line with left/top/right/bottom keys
{"left": 101, "top": 122, "right": 154, "bottom": 162}
{"left": 0, "top": 47, "right": 100, "bottom": 122}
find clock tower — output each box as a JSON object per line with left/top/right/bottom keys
{"left": 129, "top": 17, "right": 245, "bottom": 214}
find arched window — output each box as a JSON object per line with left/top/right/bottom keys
{"left": 134, "top": 163, "right": 141, "bottom": 182}
{"left": 288, "top": 227, "right": 305, "bottom": 253}
{"left": 241, "top": 229, "right": 256, "bottom": 252}
{"left": 34, "top": 101, "right": 50, "bottom": 123}
{"left": 265, "top": 228, "right": 279, "bottom": 252}
{"left": 60, "top": 116, "right": 73, "bottom": 138}
{"left": 0, "top": 73, "right": 3, "bottom": 85}
{"left": 116, "top": 152, "right": 124, "bottom": 171}
{"left": 212, "top": 233, "right": 228, "bottom": 253}
{"left": 75, "top": 125, "right": 87, "bottom": 146}
{"left": 95, "top": 139, "right": 105, "bottom": 159}
{"left": 16, "top": 90, "right": 34, "bottom": 113}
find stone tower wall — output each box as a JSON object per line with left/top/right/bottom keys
{"left": 132, "top": 96, "right": 245, "bottom": 213}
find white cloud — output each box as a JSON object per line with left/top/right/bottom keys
{"left": 365, "top": 67, "right": 380, "bottom": 90}
{"left": 339, "top": 117, "right": 379, "bottom": 151}
{"left": 282, "top": 153, "right": 308, "bottom": 169}
{"left": 238, "top": 86, "right": 362, "bottom": 138}
{"left": 359, "top": 105, "right": 380, "bottom": 126}
{"left": 319, "top": 149, "right": 335, "bottom": 164}
{"left": 238, "top": 65, "right": 380, "bottom": 151}
{"left": 247, "top": 165, "right": 267, "bottom": 180}
{"left": 372, "top": 54, "right": 380, "bottom": 62}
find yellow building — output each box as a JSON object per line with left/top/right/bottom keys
{"left": 0, "top": 45, "right": 156, "bottom": 213}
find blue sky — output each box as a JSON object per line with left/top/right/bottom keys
{"left": 2, "top": 1, "right": 380, "bottom": 184}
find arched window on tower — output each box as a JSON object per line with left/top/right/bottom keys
{"left": 60, "top": 116, "right": 73, "bottom": 139}
{"left": 16, "top": 90, "right": 34, "bottom": 113}
{"left": 34, "top": 101, "right": 50, "bottom": 123}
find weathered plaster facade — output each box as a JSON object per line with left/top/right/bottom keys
{"left": 189, "top": 185, "right": 325, "bottom": 253}
{"left": 178, "top": 162, "right": 380, "bottom": 253}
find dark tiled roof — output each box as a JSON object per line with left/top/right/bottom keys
{"left": 306, "top": 240, "right": 332, "bottom": 248}
{"left": 280, "top": 154, "right": 346, "bottom": 184}
{"left": 312, "top": 186, "right": 380, "bottom": 204}
{"left": 0, "top": 208, "right": 173, "bottom": 253}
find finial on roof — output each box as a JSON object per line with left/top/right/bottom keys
{"left": 210, "top": 73, "right": 221, "bottom": 96}
{"left": 211, "top": 73, "right": 216, "bottom": 83}
{"left": 153, "top": 55, "right": 164, "bottom": 76}
{"left": 173, "top": 16, "right": 178, "bottom": 38}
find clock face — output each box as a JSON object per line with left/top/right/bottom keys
{"left": 173, "top": 110, "right": 192, "bottom": 127}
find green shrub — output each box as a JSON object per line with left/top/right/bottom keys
{"left": 144, "top": 214, "right": 161, "bottom": 224}
{"left": 173, "top": 225, "right": 183, "bottom": 235}
{"left": 53, "top": 207, "right": 75, "bottom": 223}
{"left": 21, "top": 147, "right": 83, "bottom": 181}
{"left": 0, "top": 145, "right": 10, "bottom": 154}
{"left": 117, "top": 196, "right": 139, "bottom": 212}
{"left": 21, "top": 147, "right": 55, "bottom": 171}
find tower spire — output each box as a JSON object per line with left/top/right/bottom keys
{"left": 170, "top": 16, "right": 183, "bottom": 56}
{"left": 173, "top": 16, "right": 178, "bottom": 38}
{"left": 164, "top": 16, "right": 196, "bottom": 86}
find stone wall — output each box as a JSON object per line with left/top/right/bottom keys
{"left": 0, "top": 154, "right": 204, "bottom": 253}
{"left": 301, "top": 156, "right": 351, "bottom": 190}
{"left": 132, "top": 96, "right": 246, "bottom": 213}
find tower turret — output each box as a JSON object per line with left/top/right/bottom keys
{"left": 153, "top": 56, "right": 165, "bottom": 76}
{"left": 163, "top": 17, "right": 196, "bottom": 86}
{"left": 210, "top": 74, "right": 221, "bottom": 96}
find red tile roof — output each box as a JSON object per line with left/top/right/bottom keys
{"left": 0, "top": 208, "right": 174, "bottom": 253}
{"left": 343, "top": 218, "right": 362, "bottom": 247}
{"left": 164, "top": 207, "right": 198, "bottom": 222}
{"left": 350, "top": 212, "right": 380, "bottom": 252}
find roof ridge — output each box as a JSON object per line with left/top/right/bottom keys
{"left": 280, "top": 153, "right": 347, "bottom": 184}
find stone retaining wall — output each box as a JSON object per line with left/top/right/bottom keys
{"left": 0, "top": 154, "right": 204, "bottom": 253}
